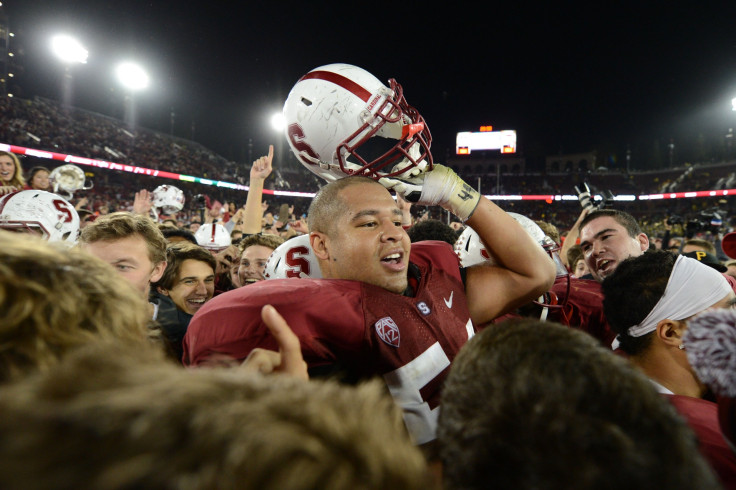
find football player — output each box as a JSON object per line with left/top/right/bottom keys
{"left": 602, "top": 250, "right": 736, "bottom": 486}
{"left": 183, "top": 63, "right": 556, "bottom": 445}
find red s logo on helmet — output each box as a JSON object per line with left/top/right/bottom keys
{"left": 53, "top": 199, "right": 73, "bottom": 223}
{"left": 285, "top": 245, "right": 311, "bottom": 278}
{"left": 287, "top": 123, "right": 320, "bottom": 166}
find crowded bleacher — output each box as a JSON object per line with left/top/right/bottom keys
{"left": 2, "top": 93, "right": 735, "bottom": 245}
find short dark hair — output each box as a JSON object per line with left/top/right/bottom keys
{"left": 307, "top": 176, "right": 381, "bottom": 235}
{"left": 161, "top": 227, "right": 198, "bottom": 245}
{"left": 602, "top": 249, "right": 677, "bottom": 355}
{"left": 437, "top": 318, "right": 719, "bottom": 490}
{"left": 580, "top": 209, "right": 643, "bottom": 239}
{"left": 407, "top": 219, "right": 458, "bottom": 245}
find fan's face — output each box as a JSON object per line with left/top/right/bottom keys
{"left": 0, "top": 155, "right": 16, "bottom": 183}
{"left": 82, "top": 234, "right": 165, "bottom": 296}
{"left": 30, "top": 170, "right": 50, "bottom": 190}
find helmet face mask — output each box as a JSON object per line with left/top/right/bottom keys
{"left": 0, "top": 190, "right": 80, "bottom": 245}
{"left": 152, "top": 185, "right": 185, "bottom": 215}
{"left": 49, "top": 164, "right": 93, "bottom": 199}
{"left": 283, "top": 64, "right": 433, "bottom": 182}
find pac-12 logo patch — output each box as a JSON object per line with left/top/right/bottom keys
{"left": 375, "top": 317, "right": 400, "bottom": 347}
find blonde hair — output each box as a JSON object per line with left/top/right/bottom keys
{"left": 0, "top": 151, "right": 25, "bottom": 189}
{"left": 238, "top": 233, "right": 284, "bottom": 254}
{"left": 79, "top": 211, "right": 167, "bottom": 266}
{"left": 0, "top": 342, "right": 431, "bottom": 489}
{"left": 0, "top": 231, "right": 152, "bottom": 382}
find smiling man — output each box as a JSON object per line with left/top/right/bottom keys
{"left": 184, "top": 176, "right": 554, "bottom": 445}
{"left": 236, "top": 234, "right": 284, "bottom": 286}
{"left": 152, "top": 242, "right": 216, "bottom": 361}
{"left": 183, "top": 64, "right": 555, "bottom": 445}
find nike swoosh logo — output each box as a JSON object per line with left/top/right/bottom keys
{"left": 444, "top": 291, "right": 454, "bottom": 308}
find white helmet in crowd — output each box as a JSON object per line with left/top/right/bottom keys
{"left": 282, "top": 63, "right": 433, "bottom": 182}
{"left": 505, "top": 212, "right": 568, "bottom": 278}
{"left": 194, "top": 223, "right": 231, "bottom": 252}
{"left": 454, "top": 213, "right": 569, "bottom": 316}
{"left": 455, "top": 212, "right": 559, "bottom": 268}
{"left": 152, "top": 185, "right": 185, "bottom": 215}
{"left": 0, "top": 190, "right": 80, "bottom": 245}
{"left": 264, "top": 234, "right": 322, "bottom": 279}
{"left": 49, "top": 164, "right": 93, "bottom": 199}
{"left": 454, "top": 225, "right": 491, "bottom": 268}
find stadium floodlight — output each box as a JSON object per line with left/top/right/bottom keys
{"left": 116, "top": 62, "right": 149, "bottom": 91}
{"left": 271, "top": 112, "right": 286, "bottom": 131}
{"left": 50, "top": 35, "right": 88, "bottom": 64}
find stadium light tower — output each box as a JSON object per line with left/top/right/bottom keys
{"left": 51, "top": 35, "right": 88, "bottom": 64}
{"left": 50, "top": 34, "right": 88, "bottom": 109}
{"left": 116, "top": 62, "right": 149, "bottom": 129}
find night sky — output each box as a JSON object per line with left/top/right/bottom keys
{"left": 5, "top": 1, "right": 736, "bottom": 170}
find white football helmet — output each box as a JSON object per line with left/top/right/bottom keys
{"left": 264, "top": 234, "right": 322, "bottom": 279}
{"left": 194, "top": 223, "right": 231, "bottom": 252}
{"left": 152, "top": 185, "right": 185, "bottom": 215}
{"left": 454, "top": 225, "right": 491, "bottom": 268}
{"left": 454, "top": 212, "right": 569, "bottom": 317}
{"left": 282, "top": 63, "right": 433, "bottom": 182}
{"left": 0, "top": 190, "right": 80, "bottom": 245}
{"left": 49, "top": 164, "right": 93, "bottom": 199}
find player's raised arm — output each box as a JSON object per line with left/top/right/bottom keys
{"left": 463, "top": 195, "right": 556, "bottom": 324}
{"left": 382, "top": 164, "right": 556, "bottom": 324}
{"left": 238, "top": 145, "right": 274, "bottom": 235}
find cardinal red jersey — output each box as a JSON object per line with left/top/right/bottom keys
{"left": 183, "top": 241, "right": 474, "bottom": 444}
{"left": 667, "top": 395, "right": 736, "bottom": 490}
{"left": 494, "top": 276, "right": 615, "bottom": 348}
{"left": 548, "top": 276, "right": 616, "bottom": 347}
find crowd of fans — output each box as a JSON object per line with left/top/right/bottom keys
{"left": 2, "top": 74, "right": 736, "bottom": 489}
{"left": 2, "top": 94, "right": 735, "bottom": 241}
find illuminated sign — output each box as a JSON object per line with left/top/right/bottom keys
{"left": 456, "top": 129, "right": 517, "bottom": 155}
